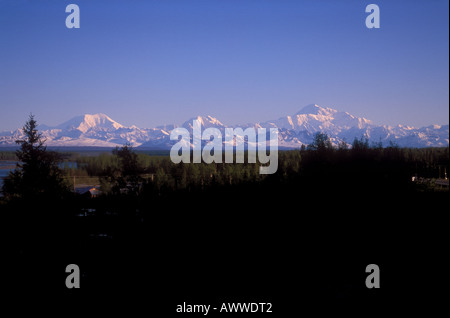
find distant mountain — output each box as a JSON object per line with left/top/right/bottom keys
{"left": 55, "top": 113, "right": 124, "bottom": 133}
{"left": 268, "top": 104, "right": 372, "bottom": 132}
{"left": 181, "top": 115, "right": 226, "bottom": 131}
{"left": 0, "top": 105, "right": 448, "bottom": 148}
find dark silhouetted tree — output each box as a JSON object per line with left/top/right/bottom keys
{"left": 2, "top": 115, "right": 70, "bottom": 200}
{"left": 110, "top": 144, "right": 144, "bottom": 194}
{"left": 307, "top": 132, "right": 333, "bottom": 151}
{"left": 352, "top": 136, "right": 370, "bottom": 151}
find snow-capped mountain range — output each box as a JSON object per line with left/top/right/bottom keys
{"left": 0, "top": 104, "right": 448, "bottom": 148}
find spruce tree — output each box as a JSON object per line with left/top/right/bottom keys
{"left": 2, "top": 115, "right": 69, "bottom": 199}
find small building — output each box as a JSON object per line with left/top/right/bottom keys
{"left": 75, "top": 186, "right": 101, "bottom": 198}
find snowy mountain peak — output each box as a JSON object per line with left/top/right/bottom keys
{"left": 295, "top": 104, "right": 336, "bottom": 116}
{"left": 182, "top": 115, "right": 225, "bottom": 130}
{"left": 57, "top": 113, "right": 125, "bottom": 133}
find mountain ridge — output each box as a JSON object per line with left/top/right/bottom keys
{"left": 0, "top": 105, "right": 448, "bottom": 148}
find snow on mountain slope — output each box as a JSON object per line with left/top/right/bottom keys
{"left": 1, "top": 113, "right": 147, "bottom": 147}
{"left": 0, "top": 106, "right": 448, "bottom": 148}
{"left": 260, "top": 104, "right": 373, "bottom": 134}
{"left": 182, "top": 115, "right": 226, "bottom": 131}
{"left": 56, "top": 113, "right": 124, "bottom": 133}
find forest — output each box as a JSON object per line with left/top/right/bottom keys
{"left": 11, "top": 134, "right": 448, "bottom": 201}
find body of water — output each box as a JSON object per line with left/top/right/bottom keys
{"left": 60, "top": 161, "right": 78, "bottom": 169}
{"left": 0, "top": 161, "right": 17, "bottom": 192}
{"left": 0, "top": 161, "right": 77, "bottom": 193}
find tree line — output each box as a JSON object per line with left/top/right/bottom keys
{"left": 1, "top": 117, "right": 448, "bottom": 203}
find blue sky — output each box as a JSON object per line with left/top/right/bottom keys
{"left": 0, "top": 0, "right": 448, "bottom": 130}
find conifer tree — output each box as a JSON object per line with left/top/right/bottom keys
{"left": 2, "top": 115, "right": 69, "bottom": 199}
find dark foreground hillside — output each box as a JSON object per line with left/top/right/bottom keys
{"left": 2, "top": 190, "right": 447, "bottom": 313}
{"left": 2, "top": 143, "right": 448, "bottom": 314}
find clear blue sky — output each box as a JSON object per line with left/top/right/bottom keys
{"left": 0, "top": 0, "right": 448, "bottom": 130}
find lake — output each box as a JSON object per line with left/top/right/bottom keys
{"left": 0, "top": 161, "right": 17, "bottom": 193}
{"left": 0, "top": 161, "right": 76, "bottom": 194}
